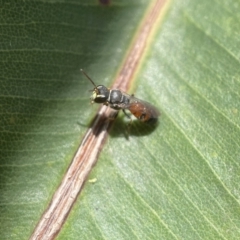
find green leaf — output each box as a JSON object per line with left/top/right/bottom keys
{"left": 1, "top": 0, "right": 240, "bottom": 239}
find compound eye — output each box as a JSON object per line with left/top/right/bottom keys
{"left": 92, "top": 85, "right": 109, "bottom": 103}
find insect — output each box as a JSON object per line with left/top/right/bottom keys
{"left": 81, "top": 69, "right": 160, "bottom": 124}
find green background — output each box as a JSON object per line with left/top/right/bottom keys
{"left": 0, "top": 0, "right": 239, "bottom": 239}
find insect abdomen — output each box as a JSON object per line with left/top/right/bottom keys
{"left": 128, "top": 100, "right": 159, "bottom": 123}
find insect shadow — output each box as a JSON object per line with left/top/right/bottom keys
{"left": 77, "top": 110, "right": 159, "bottom": 139}
{"left": 109, "top": 112, "right": 160, "bottom": 139}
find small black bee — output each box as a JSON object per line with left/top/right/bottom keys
{"left": 81, "top": 69, "right": 160, "bottom": 123}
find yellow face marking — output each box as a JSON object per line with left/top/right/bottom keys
{"left": 92, "top": 91, "right": 97, "bottom": 100}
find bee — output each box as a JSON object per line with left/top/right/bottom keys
{"left": 81, "top": 69, "right": 160, "bottom": 124}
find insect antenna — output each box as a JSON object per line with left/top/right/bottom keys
{"left": 80, "top": 69, "right": 98, "bottom": 88}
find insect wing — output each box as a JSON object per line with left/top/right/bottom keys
{"left": 128, "top": 96, "right": 160, "bottom": 123}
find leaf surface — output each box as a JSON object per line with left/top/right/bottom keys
{"left": 0, "top": 0, "right": 240, "bottom": 239}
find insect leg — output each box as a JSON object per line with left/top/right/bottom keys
{"left": 122, "top": 109, "right": 133, "bottom": 139}
{"left": 122, "top": 109, "right": 132, "bottom": 122}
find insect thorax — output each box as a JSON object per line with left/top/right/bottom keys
{"left": 108, "top": 90, "right": 129, "bottom": 110}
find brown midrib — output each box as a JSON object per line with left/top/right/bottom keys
{"left": 30, "top": 1, "right": 167, "bottom": 239}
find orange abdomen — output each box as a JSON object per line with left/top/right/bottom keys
{"left": 128, "top": 100, "right": 160, "bottom": 123}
